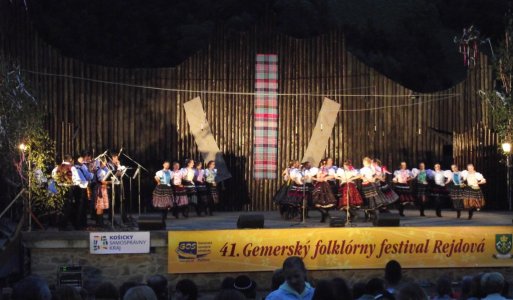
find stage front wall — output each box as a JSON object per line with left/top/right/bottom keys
{"left": 168, "top": 227, "right": 513, "bottom": 273}
{"left": 1, "top": 2, "right": 497, "bottom": 210}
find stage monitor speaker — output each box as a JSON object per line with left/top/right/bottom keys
{"left": 237, "top": 214, "right": 264, "bottom": 229}
{"left": 373, "top": 213, "right": 400, "bottom": 227}
{"left": 329, "top": 217, "right": 345, "bottom": 227}
{"left": 138, "top": 215, "right": 165, "bottom": 231}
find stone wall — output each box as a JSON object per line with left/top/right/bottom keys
{"left": 23, "top": 231, "right": 513, "bottom": 294}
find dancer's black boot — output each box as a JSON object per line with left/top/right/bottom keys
{"left": 456, "top": 210, "right": 461, "bottom": 219}
{"left": 468, "top": 209, "right": 474, "bottom": 220}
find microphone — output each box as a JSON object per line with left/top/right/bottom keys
{"left": 118, "top": 147, "right": 123, "bottom": 156}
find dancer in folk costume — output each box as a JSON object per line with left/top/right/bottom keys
{"left": 412, "top": 162, "right": 430, "bottom": 216}
{"left": 461, "top": 164, "right": 486, "bottom": 220}
{"left": 286, "top": 162, "right": 315, "bottom": 221}
{"left": 171, "top": 162, "right": 189, "bottom": 218}
{"left": 153, "top": 161, "right": 174, "bottom": 222}
{"left": 373, "top": 159, "right": 399, "bottom": 209}
{"left": 205, "top": 160, "right": 219, "bottom": 215}
{"left": 95, "top": 159, "right": 110, "bottom": 226}
{"left": 194, "top": 161, "right": 209, "bottom": 216}
{"left": 360, "top": 157, "right": 383, "bottom": 221}
{"left": 324, "top": 158, "right": 339, "bottom": 198}
{"left": 446, "top": 164, "right": 466, "bottom": 219}
{"left": 428, "top": 163, "right": 451, "bottom": 218}
{"left": 393, "top": 162, "right": 415, "bottom": 216}
{"left": 182, "top": 159, "right": 201, "bottom": 216}
{"left": 336, "top": 160, "right": 363, "bottom": 221}
{"left": 274, "top": 160, "right": 300, "bottom": 218}
{"left": 312, "top": 159, "right": 337, "bottom": 223}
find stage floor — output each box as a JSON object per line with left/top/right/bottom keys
{"left": 161, "top": 209, "right": 513, "bottom": 231}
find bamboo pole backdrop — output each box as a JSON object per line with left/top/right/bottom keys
{"left": 2, "top": 1, "right": 505, "bottom": 210}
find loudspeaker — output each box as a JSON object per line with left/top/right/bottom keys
{"left": 237, "top": 214, "right": 264, "bottom": 229}
{"left": 329, "top": 217, "right": 345, "bottom": 227}
{"left": 138, "top": 215, "right": 165, "bottom": 230}
{"left": 373, "top": 213, "right": 400, "bottom": 227}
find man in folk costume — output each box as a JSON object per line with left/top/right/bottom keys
{"left": 205, "top": 160, "right": 219, "bottom": 216}
{"left": 153, "top": 161, "right": 174, "bottom": 222}
{"left": 312, "top": 159, "right": 337, "bottom": 223}
{"left": 181, "top": 159, "right": 200, "bottom": 216}
{"left": 428, "top": 163, "right": 451, "bottom": 218}
{"left": 336, "top": 160, "right": 363, "bottom": 221}
{"left": 194, "top": 161, "right": 209, "bottom": 216}
{"left": 460, "top": 164, "right": 486, "bottom": 220}
{"left": 74, "top": 155, "right": 93, "bottom": 230}
{"left": 52, "top": 154, "right": 81, "bottom": 230}
{"left": 446, "top": 164, "right": 466, "bottom": 219}
{"left": 393, "top": 162, "right": 415, "bottom": 217}
{"left": 412, "top": 162, "right": 430, "bottom": 216}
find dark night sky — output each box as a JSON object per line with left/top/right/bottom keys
{"left": 26, "top": 0, "right": 510, "bottom": 92}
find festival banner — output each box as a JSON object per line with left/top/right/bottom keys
{"left": 168, "top": 226, "right": 513, "bottom": 274}
{"left": 90, "top": 232, "right": 150, "bottom": 254}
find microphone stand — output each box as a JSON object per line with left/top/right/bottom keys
{"left": 290, "top": 168, "right": 308, "bottom": 227}
{"left": 122, "top": 152, "right": 148, "bottom": 216}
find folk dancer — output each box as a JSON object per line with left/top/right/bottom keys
{"left": 171, "top": 162, "right": 189, "bottom": 218}
{"left": 412, "top": 162, "right": 429, "bottom": 216}
{"left": 446, "top": 164, "right": 466, "bottom": 219}
{"left": 95, "top": 159, "right": 111, "bottom": 226}
{"left": 205, "top": 160, "right": 219, "bottom": 215}
{"left": 274, "top": 160, "right": 300, "bottom": 219}
{"left": 360, "top": 157, "right": 383, "bottom": 221}
{"left": 460, "top": 164, "right": 486, "bottom": 220}
{"left": 194, "top": 161, "right": 209, "bottom": 216}
{"left": 335, "top": 160, "right": 363, "bottom": 221}
{"left": 312, "top": 159, "right": 337, "bottom": 223}
{"left": 428, "top": 163, "right": 451, "bottom": 218}
{"left": 373, "top": 159, "right": 399, "bottom": 210}
{"left": 153, "top": 161, "right": 174, "bottom": 222}
{"left": 393, "top": 162, "right": 415, "bottom": 216}
{"left": 182, "top": 159, "right": 200, "bottom": 216}
{"left": 324, "top": 158, "right": 339, "bottom": 198}
{"left": 74, "top": 155, "right": 93, "bottom": 230}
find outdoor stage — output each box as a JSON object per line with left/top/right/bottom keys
{"left": 162, "top": 209, "right": 513, "bottom": 231}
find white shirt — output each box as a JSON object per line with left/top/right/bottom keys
{"left": 461, "top": 171, "right": 485, "bottom": 187}
{"left": 360, "top": 166, "right": 375, "bottom": 183}
{"left": 205, "top": 168, "right": 217, "bottom": 184}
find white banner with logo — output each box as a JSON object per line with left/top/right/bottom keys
{"left": 90, "top": 232, "right": 150, "bottom": 254}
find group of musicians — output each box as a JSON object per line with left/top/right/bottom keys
{"left": 275, "top": 157, "right": 487, "bottom": 223}
{"left": 50, "top": 151, "right": 127, "bottom": 230}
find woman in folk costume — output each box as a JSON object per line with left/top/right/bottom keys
{"left": 393, "top": 162, "right": 415, "bottom": 217}
{"left": 205, "top": 160, "right": 219, "bottom": 215}
{"left": 445, "top": 164, "right": 466, "bottom": 219}
{"left": 324, "top": 157, "right": 339, "bottom": 198}
{"left": 194, "top": 161, "right": 209, "bottom": 216}
{"left": 412, "top": 162, "right": 430, "bottom": 216}
{"left": 284, "top": 163, "right": 310, "bottom": 220}
{"left": 181, "top": 159, "right": 200, "bottom": 216}
{"left": 95, "top": 159, "right": 110, "bottom": 226}
{"left": 360, "top": 157, "right": 384, "bottom": 221}
{"left": 373, "top": 159, "right": 399, "bottom": 209}
{"left": 460, "top": 164, "right": 486, "bottom": 220}
{"left": 428, "top": 163, "right": 451, "bottom": 218}
{"left": 171, "top": 162, "right": 189, "bottom": 218}
{"left": 336, "top": 160, "right": 363, "bottom": 221}
{"left": 312, "top": 159, "right": 337, "bottom": 223}
{"left": 274, "top": 160, "right": 300, "bottom": 219}
{"left": 153, "top": 161, "right": 174, "bottom": 222}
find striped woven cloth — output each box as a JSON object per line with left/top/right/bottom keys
{"left": 253, "top": 54, "right": 278, "bottom": 179}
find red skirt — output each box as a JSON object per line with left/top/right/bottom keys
{"left": 338, "top": 182, "right": 363, "bottom": 207}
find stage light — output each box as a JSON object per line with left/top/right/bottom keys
{"left": 502, "top": 142, "right": 511, "bottom": 154}
{"left": 19, "top": 143, "right": 27, "bottom": 151}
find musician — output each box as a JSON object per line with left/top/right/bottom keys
{"left": 82, "top": 151, "right": 97, "bottom": 221}
{"left": 205, "top": 160, "right": 219, "bottom": 216}
{"left": 52, "top": 154, "right": 81, "bottom": 230}
{"left": 153, "top": 161, "right": 174, "bottom": 222}
{"left": 107, "top": 152, "right": 128, "bottom": 222}
{"left": 95, "top": 160, "right": 110, "bottom": 226}
{"left": 74, "top": 155, "right": 93, "bottom": 230}
{"left": 460, "top": 164, "right": 486, "bottom": 220}
{"left": 393, "top": 162, "right": 415, "bottom": 217}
